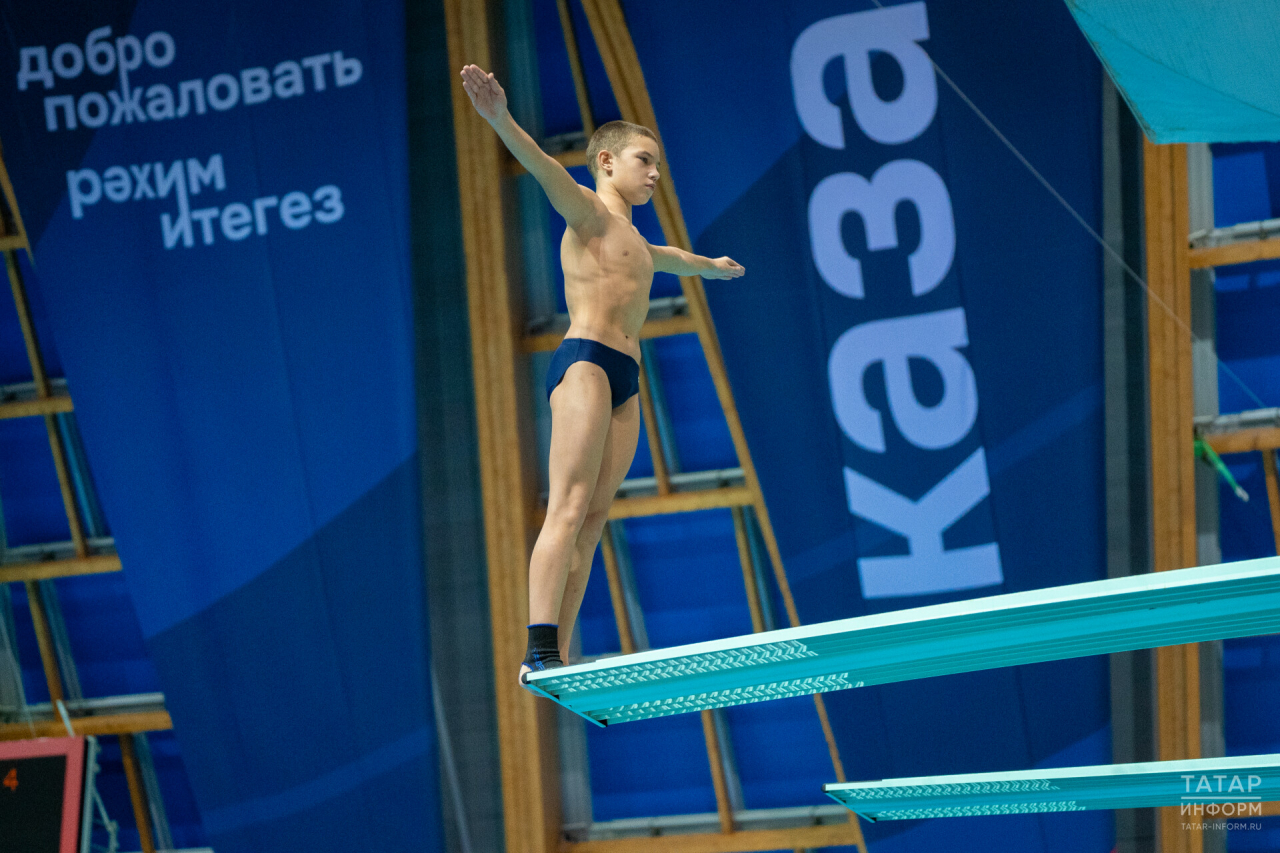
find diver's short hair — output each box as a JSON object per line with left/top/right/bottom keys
{"left": 586, "top": 120, "right": 657, "bottom": 180}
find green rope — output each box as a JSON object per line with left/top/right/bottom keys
{"left": 1195, "top": 438, "right": 1249, "bottom": 502}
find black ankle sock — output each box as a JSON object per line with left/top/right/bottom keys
{"left": 523, "top": 623, "right": 563, "bottom": 672}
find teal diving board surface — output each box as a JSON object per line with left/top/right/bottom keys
{"left": 524, "top": 556, "right": 1280, "bottom": 726}
{"left": 825, "top": 754, "right": 1280, "bottom": 820}
{"left": 1065, "top": 1, "right": 1280, "bottom": 143}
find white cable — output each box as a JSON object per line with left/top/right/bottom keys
{"left": 865, "top": 0, "right": 1267, "bottom": 409}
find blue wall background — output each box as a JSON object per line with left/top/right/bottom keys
{"left": 0, "top": 1, "right": 444, "bottom": 850}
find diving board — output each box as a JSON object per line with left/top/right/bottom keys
{"left": 825, "top": 754, "right": 1280, "bottom": 820}
{"left": 524, "top": 556, "right": 1280, "bottom": 726}
{"left": 1065, "top": 0, "right": 1280, "bottom": 143}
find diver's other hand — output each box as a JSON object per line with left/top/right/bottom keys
{"left": 705, "top": 256, "right": 745, "bottom": 280}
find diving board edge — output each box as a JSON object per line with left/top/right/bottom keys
{"left": 526, "top": 557, "right": 1280, "bottom": 725}
{"left": 529, "top": 556, "right": 1280, "bottom": 681}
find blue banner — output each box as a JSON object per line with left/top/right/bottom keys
{"left": 628, "top": 1, "right": 1109, "bottom": 849}
{"left": 1, "top": 1, "right": 443, "bottom": 850}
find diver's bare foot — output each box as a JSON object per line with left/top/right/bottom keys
{"left": 519, "top": 664, "right": 533, "bottom": 690}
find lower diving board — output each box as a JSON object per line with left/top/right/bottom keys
{"left": 825, "top": 754, "right": 1280, "bottom": 820}
{"left": 524, "top": 556, "right": 1280, "bottom": 726}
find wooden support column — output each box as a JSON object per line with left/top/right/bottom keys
{"left": 119, "top": 735, "right": 157, "bottom": 853}
{"left": 555, "top": 0, "right": 595, "bottom": 137}
{"left": 443, "top": 2, "right": 560, "bottom": 852}
{"left": 1143, "top": 138, "right": 1201, "bottom": 853}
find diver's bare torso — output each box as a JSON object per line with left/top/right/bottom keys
{"left": 459, "top": 62, "right": 743, "bottom": 686}
{"left": 561, "top": 210, "right": 653, "bottom": 363}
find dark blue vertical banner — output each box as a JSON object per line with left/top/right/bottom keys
{"left": 1, "top": 1, "right": 444, "bottom": 850}
{"left": 628, "top": 1, "right": 1108, "bottom": 849}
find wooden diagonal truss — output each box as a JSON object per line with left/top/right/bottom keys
{"left": 0, "top": 147, "right": 168, "bottom": 853}
{"left": 442, "top": 1, "right": 865, "bottom": 851}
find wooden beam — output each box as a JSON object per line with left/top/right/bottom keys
{"left": 0, "top": 553, "right": 122, "bottom": 584}
{"left": 443, "top": 1, "right": 560, "bottom": 851}
{"left": 24, "top": 580, "right": 65, "bottom": 705}
{"left": 636, "top": 366, "right": 671, "bottom": 496}
{"left": 44, "top": 413, "right": 89, "bottom": 558}
{"left": 729, "top": 511, "right": 851, "bottom": 837}
{"left": 810, "top": 693, "right": 848, "bottom": 785}
{"left": 1187, "top": 237, "right": 1280, "bottom": 269}
{"left": 533, "top": 486, "right": 753, "bottom": 527}
{"left": 699, "top": 710, "right": 734, "bottom": 834}
{"left": 608, "top": 485, "right": 752, "bottom": 519}
{"left": 599, "top": 525, "right": 637, "bottom": 655}
{"left": 561, "top": 821, "right": 868, "bottom": 853}
{"left": 5, "top": 251, "right": 49, "bottom": 397}
{"left": 555, "top": 0, "right": 595, "bottom": 137}
{"left": 0, "top": 153, "right": 30, "bottom": 253}
{"left": 0, "top": 710, "right": 172, "bottom": 741}
{"left": 1203, "top": 426, "right": 1280, "bottom": 455}
{"left": 1144, "top": 139, "right": 1201, "bottom": 853}
{"left": 577, "top": 0, "right": 809, "bottom": 633}
{"left": 1263, "top": 450, "right": 1280, "bottom": 556}
{"left": 0, "top": 392, "right": 74, "bottom": 420}
{"left": 507, "top": 147, "right": 589, "bottom": 176}
{"left": 119, "top": 735, "right": 158, "bottom": 853}
{"left": 731, "top": 508, "right": 763, "bottom": 634}
{"left": 523, "top": 313, "right": 694, "bottom": 353}
{"left": 5, "top": 243, "right": 88, "bottom": 557}
{"left": 576, "top": 5, "right": 861, "bottom": 845}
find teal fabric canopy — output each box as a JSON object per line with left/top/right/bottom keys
{"left": 1066, "top": 0, "right": 1280, "bottom": 142}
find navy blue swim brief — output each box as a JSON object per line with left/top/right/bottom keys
{"left": 545, "top": 337, "right": 640, "bottom": 409}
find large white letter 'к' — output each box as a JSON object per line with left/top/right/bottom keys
{"left": 845, "top": 448, "right": 1002, "bottom": 599}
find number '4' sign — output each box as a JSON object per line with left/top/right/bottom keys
{"left": 2, "top": 767, "right": 16, "bottom": 791}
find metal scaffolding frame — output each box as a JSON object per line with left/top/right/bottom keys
{"left": 442, "top": 0, "right": 867, "bottom": 850}
{"left": 1144, "top": 139, "right": 1280, "bottom": 853}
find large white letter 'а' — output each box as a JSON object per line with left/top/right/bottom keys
{"left": 828, "top": 308, "right": 977, "bottom": 453}
{"left": 791, "top": 2, "right": 937, "bottom": 148}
